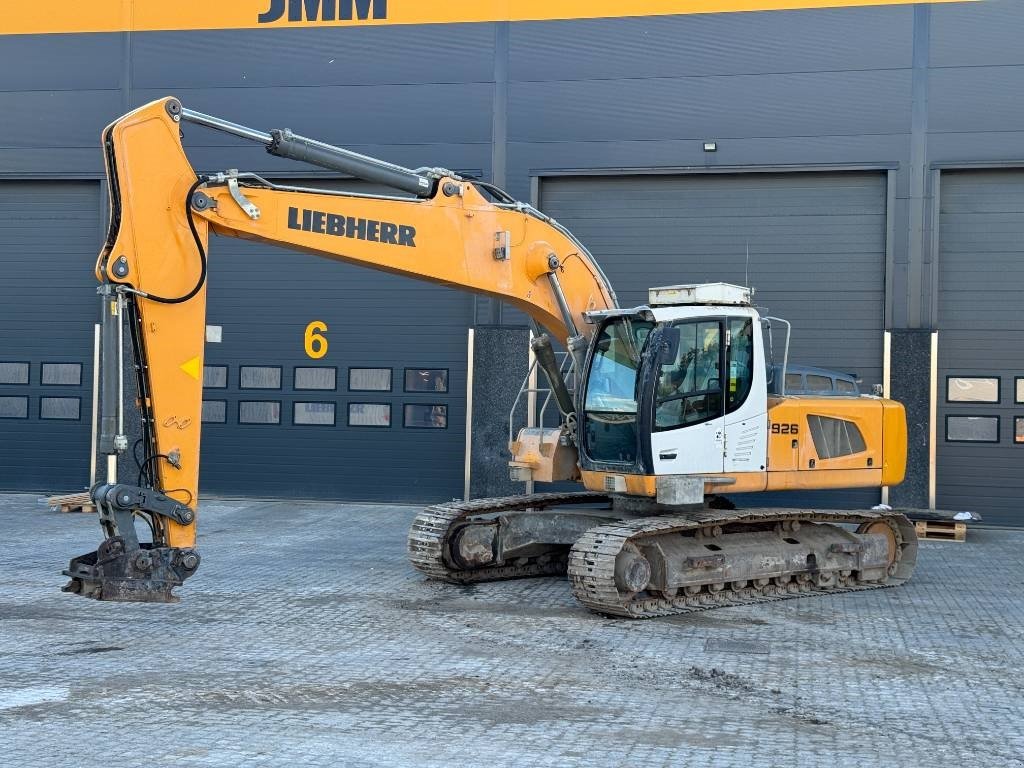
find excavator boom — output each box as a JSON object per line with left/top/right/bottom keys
{"left": 64, "top": 96, "right": 614, "bottom": 601}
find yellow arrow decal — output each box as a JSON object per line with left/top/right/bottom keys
{"left": 180, "top": 357, "right": 201, "bottom": 380}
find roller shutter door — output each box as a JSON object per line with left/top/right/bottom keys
{"left": 937, "top": 170, "right": 1024, "bottom": 526}
{"left": 199, "top": 180, "right": 470, "bottom": 501}
{"left": 540, "top": 172, "right": 887, "bottom": 508}
{"left": 0, "top": 179, "right": 470, "bottom": 503}
{"left": 0, "top": 182, "right": 99, "bottom": 492}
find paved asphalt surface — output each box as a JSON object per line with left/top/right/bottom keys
{"left": 1, "top": 493, "right": 1022, "bottom": 767}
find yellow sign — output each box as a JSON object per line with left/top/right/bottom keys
{"left": 304, "top": 321, "right": 329, "bottom": 360}
{"left": 3, "top": 0, "right": 969, "bottom": 36}
{"left": 179, "top": 356, "right": 201, "bottom": 381}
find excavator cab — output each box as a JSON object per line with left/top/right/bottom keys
{"left": 580, "top": 310, "right": 761, "bottom": 475}
{"left": 573, "top": 285, "right": 771, "bottom": 500}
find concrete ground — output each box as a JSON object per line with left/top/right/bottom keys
{"left": 1, "top": 493, "right": 1022, "bottom": 768}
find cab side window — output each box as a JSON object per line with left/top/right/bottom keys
{"left": 727, "top": 318, "right": 754, "bottom": 413}
{"left": 655, "top": 321, "right": 722, "bottom": 430}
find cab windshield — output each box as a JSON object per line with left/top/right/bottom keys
{"left": 584, "top": 318, "right": 653, "bottom": 412}
{"left": 582, "top": 317, "right": 653, "bottom": 464}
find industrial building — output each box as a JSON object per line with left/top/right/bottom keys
{"left": 1, "top": 0, "right": 1022, "bottom": 525}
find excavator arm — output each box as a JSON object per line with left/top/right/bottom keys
{"left": 63, "top": 96, "right": 615, "bottom": 601}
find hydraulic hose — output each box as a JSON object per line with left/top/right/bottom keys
{"left": 135, "top": 178, "right": 208, "bottom": 304}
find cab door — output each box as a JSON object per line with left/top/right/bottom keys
{"left": 649, "top": 319, "right": 727, "bottom": 475}
{"left": 723, "top": 316, "right": 769, "bottom": 474}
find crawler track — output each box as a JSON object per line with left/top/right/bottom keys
{"left": 407, "top": 492, "right": 610, "bottom": 583}
{"left": 568, "top": 508, "right": 917, "bottom": 618}
{"left": 407, "top": 494, "right": 918, "bottom": 618}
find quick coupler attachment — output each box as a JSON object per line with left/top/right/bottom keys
{"left": 61, "top": 483, "right": 200, "bottom": 602}
{"left": 63, "top": 539, "right": 200, "bottom": 603}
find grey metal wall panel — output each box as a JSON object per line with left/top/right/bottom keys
{"left": 0, "top": 33, "right": 122, "bottom": 91}
{"left": 937, "top": 169, "right": 1024, "bottom": 526}
{"left": 199, "top": 180, "right": 470, "bottom": 501}
{"left": 509, "top": 70, "right": 911, "bottom": 144}
{"left": 0, "top": 148, "right": 103, "bottom": 178}
{"left": 0, "top": 181, "right": 98, "bottom": 491}
{"left": 931, "top": 2, "right": 1024, "bottom": 67}
{"left": 510, "top": 6, "right": 912, "bottom": 81}
{"left": 0, "top": 90, "right": 124, "bottom": 150}
{"left": 929, "top": 66, "right": 1024, "bottom": 134}
{"left": 540, "top": 171, "right": 886, "bottom": 508}
{"left": 506, "top": 134, "right": 910, "bottom": 200}
{"left": 928, "top": 132, "right": 1024, "bottom": 165}
{"left": 132, "top": 25, "right": 494, "bottom": 88}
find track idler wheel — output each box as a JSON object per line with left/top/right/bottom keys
{"left": 614, "top": 544, "right": 652, "bottom": 595}
{"left": 856, "top": 520, "right": 900, "bottom": 569}
{"left": 451, "top": 523, "right": 498, "bottom": 568}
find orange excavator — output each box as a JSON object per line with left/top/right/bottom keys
{"left": 63, "top": 97, "right": 916, "bottom": 616}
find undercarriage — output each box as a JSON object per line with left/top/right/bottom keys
{"left": 407, "top": 492, "right": 917, "bottom": 618}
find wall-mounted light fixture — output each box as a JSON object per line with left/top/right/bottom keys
{"left": 703, "top": 141, "right": 717, "bottom": 153}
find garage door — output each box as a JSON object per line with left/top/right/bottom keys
{"left": 0, "top": 181, "right": 98, "bottom": 492}
{"left": 540, "top": 172, "right": 887, "bottom": 508}
{"left": 199, "top": 180, "right": 470, "bottom": 502}
{"left": 937, "top": 170, "right": 1024, "bottom": 526}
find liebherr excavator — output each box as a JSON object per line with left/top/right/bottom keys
{"left": 63, "top": 97, "right": 917, "bottom": 617}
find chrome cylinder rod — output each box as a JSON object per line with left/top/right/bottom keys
{"left": 181, "top": 108, "right": 272, "bottom": 144}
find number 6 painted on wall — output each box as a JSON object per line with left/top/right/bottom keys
{"left": 304, "top": 321, "right": 328, "bottom": 359}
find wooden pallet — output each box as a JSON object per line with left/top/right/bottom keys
{"left": 47, "top": 492, "right": 96, "bottom": 514}
{"left": 914, "top": 520, "right": 967, "bottom": 542}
